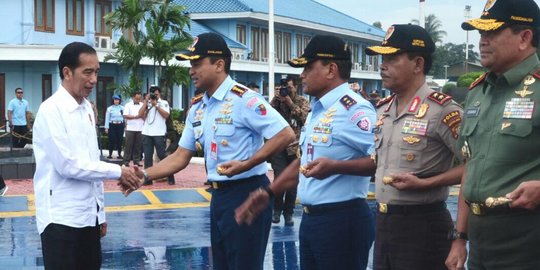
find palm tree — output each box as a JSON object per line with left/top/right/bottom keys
{"left": 412, "top": 14, "right": 447, "bottom": 45}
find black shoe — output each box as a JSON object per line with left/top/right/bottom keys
{"left": 117, "top": 155, "right": 123, "bottom": 159}
{"left": 272, "top": 211, "right": 281, "bottom": 224}
{"left": 168, "top": 179, "right": 175, "bottom": 185}
{"left": 143, "top": 181, "right": 153, "bottom": 186}
{"left": 284, "top": 214, "right": 294, "bottom": 226}
{"left": 107, "top": 156, "right": 113, "bottom": 159}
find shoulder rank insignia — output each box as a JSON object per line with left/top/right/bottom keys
{"left": 468, "top": 72, "right": 487, "bottom": 90}
{"left": 532, "top": 67, "right": 540, "bottom": 80}
{"left": 427, "top": 92, "right": 452, "bottom": 106}
{"left": 339, "top": 95, "right": 357, "bottom": 110}
{"left": 190, "top": 94, "right": 203, "bottom": 105}
{"left": 231, "top": 85, "right": 248, "bottom": 97}
{"left": 376, "top": 94, "right": 395, "bottom": 108}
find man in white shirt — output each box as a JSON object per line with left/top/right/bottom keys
{"left": 138, "top": 86, "right": 175, "bottom": 185}
{"left": 123, "top": 91, "right": 144, "bottom": 166}
{"left": 32, "top": 42, "right": 141, "bottom": 270}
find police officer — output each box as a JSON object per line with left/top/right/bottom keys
{"left": 235, "top": 35, "right": 377, "bottom": 269}
{"left": 104, "top": 94, "right": 124, "bottom": 159}
{"left": 447, "top": 1, "right": 540, "bottom": 269}
{"left": 365, "top": 24, "right": 464, "bottom": 270}
{"left": 132, "top": 32, "right": 295, "bottom": 270}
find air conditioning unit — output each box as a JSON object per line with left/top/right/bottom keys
{"left": 354, "top": 62, "right": 361, "bottom": 70}
{"left": 97, "top": 36, "right": 111, "bottom": 49}
{"left": 233, "top": 52, "right": 243, "bottom": 61}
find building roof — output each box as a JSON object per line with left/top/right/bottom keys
{"left": 175, "top": 0, "right": 385, "bottom": 37}
{"left": 175, "top": 20, "right": 248, "bottom": 50}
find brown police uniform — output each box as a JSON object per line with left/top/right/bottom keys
{"left": 374, "top": 83, "right": 463, "bottom": 270}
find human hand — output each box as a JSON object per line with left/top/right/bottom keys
{"left": 445, "top": 239, "right": 467, "bottom": 270}
{"left": 389, "top": 172, "right": 427, "bottom": 190}
{"left": 118, "top": 165, "right": 143, "bottom": 196}
{"left": 302, "top": 157, "right": 336, "bottom": 179}
{"left": 506, "top": 180, "right": 540, "bottom": 210}
{"left": 100, "top": 223, "right": 108, "bottom": 238}
{"left": 235, "top": 188, "right": 270, "bottom": 225}
{"left": 216, "top": 160, "right": 250, "bottom": 177}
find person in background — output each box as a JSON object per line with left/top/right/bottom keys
{"left": 247, "top": 82, "right": 261, "bottom": 93}
{"left": 269, "top": 75, "right": 310, "bottom": 226}
{"left": 104, "top": 95, "right": 124, "bottom": 159}
{"left": 32, "top": 41, "right": 141, "bottom": 270}
{"left": 0, "top": 175, "right": 7, "bottom": 196}
{"left": 447, "top": 0, "right": 540, "bottom": 269}
{"left": 123, "top": 91, "right": 144, "bottom": 166}
{"left": 7, "top": 87, "right": 31, "bottom": 148}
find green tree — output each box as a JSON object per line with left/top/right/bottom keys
{"left": 412, "top": 14, "right": 447, "bottom": 45}
{"left": 431, "top": 43, "right": 480, "bottom": 79}
{"left": 104, "top": 0, "right": 192, "bottom": 103}
{"left": 372, "top": 21, "right": 382, "bottom": 29}
{"left": 457, "top": 72, "right": 484, "bottom": 87}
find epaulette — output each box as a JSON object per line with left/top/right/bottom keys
{"left": 230, "top": 85, "right": 248, "bottom": 97}
{"left": 190, "top": 94, "right": 203, "bottom": 105}
{"left": 339, "top": 95, "right": 357, "bottom": 110}
{"left": 427, "top": 91, "right": 453, "bottom": 106}
{"left": 468, "top": 72, "right": 487, "bottom": 90}
{"left": 376, "top": 94, "right": 395, "bottom": 108}
{"left": 532, "top": 67, "right": 540, "bottom": 80}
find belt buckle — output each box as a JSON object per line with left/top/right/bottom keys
{"left": 211, "top": 182, "right": 219, "bottom": 189}
{"left": 303, "top": 206, "right": 310, "bottom": 214}
{"left": 378, "top": 203, "right": 388, "bottom": 214}
{"left": 470, "top": 203, "right": 484, "bottom": 215}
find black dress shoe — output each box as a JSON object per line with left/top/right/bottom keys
{"left": 272, "top": 211, "right": 281, "bottom": 224}
{"left": 117, "top": 155, "right": 123, "bottom": 159}
{"left": 107, "top": 156, "right": 113, "bottom": 159}
{"left": 284, "top": 214, "right": 294, "bottom": 226}
{"left": 168, "top": 178, "right": 175, "bottom": 185}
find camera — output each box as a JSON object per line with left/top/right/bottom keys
{"left": 149, "top": 93, "right": 157, "bottom": 100}
{"left": 279, "top": 78, "right": 289, "bottom": 97}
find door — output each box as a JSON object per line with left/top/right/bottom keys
{"left": 96, "top": 76, "right": 114, "bottom": 126}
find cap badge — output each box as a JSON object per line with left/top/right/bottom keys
{"left": 484, "top": 0, "right": 497, "bottom": 12}
{"left": 382, "top": 26, "right": 395, "bottom": 45}
{"left": 188, "top": 37, "right": 199, "bottom": 52}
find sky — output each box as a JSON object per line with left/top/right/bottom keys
{"left": 316, "top": 0, "right": 540, "bottom": 52}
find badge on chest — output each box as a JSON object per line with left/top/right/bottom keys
{"left": 401, "top": 118, "right": 428, "bottom": 136}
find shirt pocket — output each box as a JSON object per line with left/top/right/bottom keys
{"left": 399, "top": 136, "right": 427, "bottom": 170}
{"left": 495, "top": 119, "right": 532, "bottom": 162}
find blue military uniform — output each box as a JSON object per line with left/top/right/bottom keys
{"left": 104, "top": 102, "right": 124, "bottom": 158}
{"left": 179, "top": 75, "right": 289, "bottom": 269}
{"left": 297, "top": 83, "right": 376, "bottom": 269}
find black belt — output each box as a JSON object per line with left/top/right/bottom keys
{"left": 466, "top": 201, "right": 530, "bottom": 216}
{"left": 110, "top": 121, "right": 124, "bottom": 124}
{"left": 377, "top": 201, "right": 446, "bottom": 214}
{"left": 207, "top": 175, "right": 260, "bottom": 190}
{"left": 302, "top": 198, "right": 365, "bottom": 215}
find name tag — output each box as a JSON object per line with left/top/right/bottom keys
{"left": 192, "top": 121, "right": 201, "bottom": 127}
{"left": 465, "top": 108, "right": 480, "bottom": 118}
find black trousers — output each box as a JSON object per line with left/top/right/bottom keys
{"left": 374, "top": 207, "right": 453, "bottom": 270}
{"left": 143, "top": 135, "right": 174, "bottom": 182}
{"left": 270, "top": 150, "right": 297, "bottom": 215}
{"left": 123, "top": 130, "right": 143, "bottom": 165}
{"left": 108, "top": 123, "right": 124, "bottom": 155}
{"left": 40, "top": 223, "right": 101, "bottom": 270}
{"left": 12, "top": 125, "right": 28, "bottom": 148}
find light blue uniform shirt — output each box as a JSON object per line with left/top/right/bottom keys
{"left": 179, "top": 76, "right": 289, "bottom": 181}
{"left": 298, "top": 83, "right": 376, "bottom": 205}
{"left": 104, "top": 104, "right": 125, "bottom": 129}
{"left": 8, "top": 98, "right": 29, "bottom": 125}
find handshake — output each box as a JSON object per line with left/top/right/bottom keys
{"left": 117, "top": 165, "right": 147, "bottom": 196}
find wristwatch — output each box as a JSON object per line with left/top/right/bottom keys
{"left": 142, "top": 169, "right": 149, "bottom": 183}
{"left": 449, "top": 228, "right": 468, "bottom": 241}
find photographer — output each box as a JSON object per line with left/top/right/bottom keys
{"left": 269, "top": 75, "right": 310, "bottom": 226}
{"left": 138, "top": 86, "right": 175, "bottom": 185}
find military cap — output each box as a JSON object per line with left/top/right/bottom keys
{"left": 175, "top": 32, "right": 232, "bottom": 61}
{"left": 462, "top": 0, "right": 540, "bottom": 31}
{"left": 288, "top": 35, "right": 351, "bottom": 68}
{"left": 112, "top": 94, "right": 121, "bottom": 100}
{"left": 365, "top": 24, "right": 435, "bottom": 56}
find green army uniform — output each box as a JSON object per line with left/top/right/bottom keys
{"left": 459, "top": 53, "right": 540, "bottom": 269}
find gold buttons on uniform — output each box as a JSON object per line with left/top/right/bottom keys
{"left": 406, "top": 153, "right": 415, "bottom": 161}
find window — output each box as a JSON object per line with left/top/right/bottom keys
{"left": 35, "top": 0, "right": 55, "bottom": 32}
{"left": 42, "top": 74, "right": 52, "bottom": 101}
{"left": 236, "top": 24, "right": 246, "bottom": 45}
{"left": 95, "top": 0, "right": 112, "bottom": 36}
{"left": 283, "top": 32, "right": 291, "bottom": 63}
{"left": 350, "top": 43, "right": 359, "bottom": 65}
{"left": 66, "top": 0, "right": 84, "bottom": 35}
{"left": 275, "top": 31, "right": 282, "bottom": 63}
{"left": 260, "top": 28, "right": 268, "bottom": 61}
{"left": 295, "top": 34, "right": 303, "bottom": 57}
{"left": 251, "top": 27, "right": 260, "bottom": 61}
